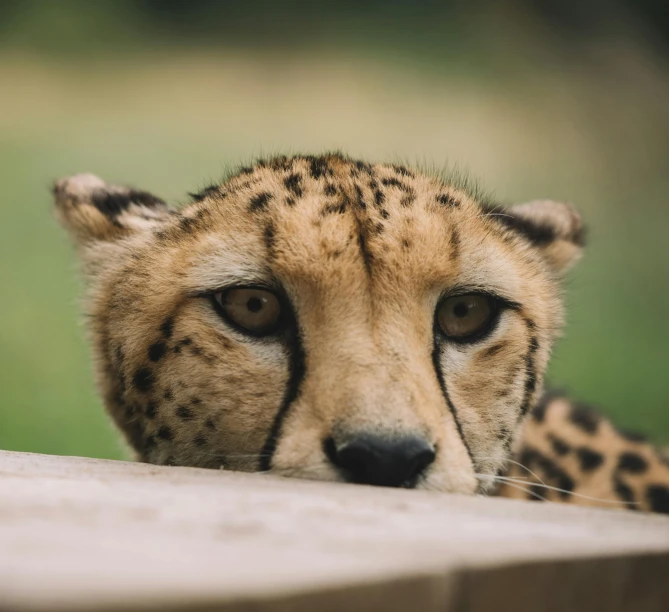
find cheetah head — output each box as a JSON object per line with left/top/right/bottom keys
{"left": 54, "top": 154, "right": 583, "bottom": 494}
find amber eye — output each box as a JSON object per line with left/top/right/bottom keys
{"left": 213, "top": 288, "right": 282, "bottom": 336}
{"left": 437, "top": 293, "right": 497, "bottom": 341}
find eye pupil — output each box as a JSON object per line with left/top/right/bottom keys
{"left": 453, "top": 302, "right": 469, "bottom": 318}
{"left": 247, "top": 297, "right": 263, "bottom": 313}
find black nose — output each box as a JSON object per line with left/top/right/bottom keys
{"left": 324, "top": 435, "right": 436, "bottom": 488}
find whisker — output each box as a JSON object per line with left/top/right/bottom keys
{"left": 475, "top": 474, "right": 548, "bottom": 502}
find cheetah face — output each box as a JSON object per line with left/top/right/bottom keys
{"left": 54, "top": 155, "right": 583, "bottom": 494}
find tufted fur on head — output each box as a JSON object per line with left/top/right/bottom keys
{"left": 54, "top": 154, "right": 585, "bottom": 496}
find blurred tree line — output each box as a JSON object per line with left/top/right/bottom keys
{"left": 0, "top": 0, "right": 667, "bottom": 59}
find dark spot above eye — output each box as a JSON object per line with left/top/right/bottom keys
{"left": 157, "top": 425, "right": 173, "bottom": 441}
{"left": 647, "top": 485, "right": 669, "bottom": 514}
{"left": 576, "top": 447, "right": 604, "bottom": 471}
{"left": 133, "top": 368, "right": 153, "bottom": 393}
{"left": 617, "top": 451, "right": 648, "bottom": 473}
{"left": 148, "top": 342, "right": 166, "bottom": 362}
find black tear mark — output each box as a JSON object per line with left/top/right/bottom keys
{"left": 249, "top": 191, "right": 273, "bottom": 212}
{"left": 518, "top": 324, "right": 539, "bottom": 417}
{"left": 157, "top": 425, "right": 173, "bottom": 441}
{"left": 576, "top": 447, "right": 604, "bottom": 471}
{"left": 133, "top": 368, "right": 153, "bottom": 393}
{"left": 148, "top": 342, "right": 167, "bottom": 362}
{"left": 259, "top": 321, "right": 306, "bottom": 471}
{"left": 431, "top": 336, "right": 475, "bottom": 469}
{"left": 176, "top": 405, "right": 194, "bottom": 420}
{"left": 647, "top": 485, "right": 669, "bottom": 514}
{"left": 570, "top": 403, "right": 600, "bottom": 435}
{"left": 284, "top": 173, "right": 303, "bottom": 198}
{"left": 617, "top": 451, "right": 648, "bottom": 474}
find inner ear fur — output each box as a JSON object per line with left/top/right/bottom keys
{"left": 488, "top": 199, "right": 585, "bottom": 274}
{"left": 53, "top": 173, "right": 173, "bottom": 244}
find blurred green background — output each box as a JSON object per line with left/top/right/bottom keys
{"left": 1, "top": 0, "right": 668, "bottom": 460}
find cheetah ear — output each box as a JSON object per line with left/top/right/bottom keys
{"left": 53, "top": 174, "right": 173, "bottom": 245}
{"left": 494, "top": 200, "right": 585, "bottom": 274}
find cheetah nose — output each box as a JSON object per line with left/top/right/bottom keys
{"left": 324, "top": 435, "right": 436, "bottom": 488}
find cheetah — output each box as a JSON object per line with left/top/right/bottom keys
{"left": 53, "top": 153, "right": 669, "bottom": 514}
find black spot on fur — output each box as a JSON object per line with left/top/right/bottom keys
{"left": 570, "top": 403, "right": 600, "bottom": 435}
{"left": 148, "top": 342, "right": 167, "bottom": 362}
{"left": 179, "top": 215, "right": 198, "bottom": 233}
{"left": 133, "top": 368, "right": 153, "bottom": 393}
{"left": 400, "top": 188, "right": 416, "bottom": 208}
{"left": 355, "top": 160, "right": 373, "bottom": 174}
{"left": 374, "top": 189, "right": 385, "bottom": 207}
{"left": 613, "top": 475, "right": 636, "bottom": 506}
{"left": 163, "top": 388, "right": 173, "bottom": 401}
{"left": 157, "top": 425, "right": 173, "bottom": 441}
{"left": 322, "top": 200, "right": 347, "bottom": 215}
{"left": 145, "top": 402, "right": 156, "bottom": 419}
{"left": 285, "top": 197, "right": 295, "bottom": 206}
{"left": 392, "top": 164, "right": 414, "bottom": 177}
{"left": 520, "top": 447, "right": 574, "bottom": 499}
{"left": 354, "top": 184, "right": 366, "bottom": 210}
{"left": 249, "top": 191, "right": 273, "bottom": 212}
{"left": 205, "top": 417, "right": 216, "bottom": 430}
{"left": 160, "top": 317, "right": 174, "bottom": 339}
{"left": 549, "top": 435, "right": 571, "bottom": 456}
{"left": 308, "top": 156, "right": 329, "bottom": 179}
{"left": 380, "top": 208, "right": 390, "bottom": 219}
{"left": 176, "top": 405, "right": 194, "bottom": 420}
{"left": 647, "top": 485, "right": 669, "bottom": 514}
{"left": 617, "top": 452, "right": 648, "bottom": 474}
{"left": 173, "top": 337, "right": 193, "bottom": 354}
{"left": 189, "top": 184, "right": 219, "bottom": 202}
{"left": 284, "top": 173, "right": 303, "bottom": 198}
{"left": 324, "top": 183, "right": 337, "bottom": 196}
{"left": 193, "top": 434, "right": 207, "bottom": 447}
{"left": 576, "top": 447, "right": 604, "bottom": 472}
{"left": 381, "top": 177, "right": 403, "bottom": 189}
{"left": 437, "top": 193, "right": 459, "bottom": 207}
{"left": 402, "top": 238, "right": 411, "bottom": 249}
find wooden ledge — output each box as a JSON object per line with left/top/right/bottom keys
{"left": 1, "top": 450, "right": 669, "bottom": 611}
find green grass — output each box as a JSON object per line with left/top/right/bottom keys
{"left": 1, "top": 46, "right": 668, "bottom": 460}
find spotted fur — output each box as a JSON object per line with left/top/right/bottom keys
{"left": 53, "top": 154, "right": 669, "bottom": 513}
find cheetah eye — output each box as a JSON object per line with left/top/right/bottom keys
{"left": 212, "top": 288, "right": 282, "bottom": 336}
{"left": 437, "top": 293, "right": 498, "bottom": 342}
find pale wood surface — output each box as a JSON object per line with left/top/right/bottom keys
{"left": 1, "top": 450, "right": 669, "bottom": 611}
